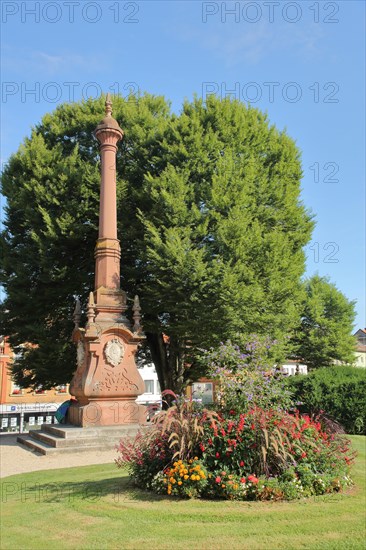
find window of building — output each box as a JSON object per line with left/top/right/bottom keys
{"left": 11, "top": 382, "right": 23, "bottom": 395}
{"left": 144, "top": 380, "right": 154, "bottom": 394}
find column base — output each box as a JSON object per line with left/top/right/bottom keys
{"left": 68, "top": 399, "right": 147, "bottom": 427}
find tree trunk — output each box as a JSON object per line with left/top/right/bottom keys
{"left": 145, "top": 331, "right": 187, "bottom": 404}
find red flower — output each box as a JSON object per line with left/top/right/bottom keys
{"left": 215, "top": 476, "right": 221, "bottom": 483}
{"left": 227, "top": 421, "right": 235, "bottom": 433}
{"left": 215, "top": 452, "right": 220, "bottom": 458}
{"left": 237, "top": 414, "right": 245, "bottom": 433}
{"left": 199, "top": 443, "right": 205, "bottom": 452}
{"left": 240, "top": 477, "right": 246, "bottom": 483}
{"left": 248, "top": 475, "right": 259, "bottom": 484}
{"left": 229, "top": 409, "right": 236, "bottom": 415}
{"left": 240, "top": 460, "right": 245, "bottom": 467}
{"left": 250, "top": 423, "right": 255, "bottom": 430}
{"left": 301, "top": 452, "right": 307, "bottom": 459}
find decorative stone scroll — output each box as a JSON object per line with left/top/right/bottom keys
{"left": 77, "top": 340, "right": 85, "bottom": 368}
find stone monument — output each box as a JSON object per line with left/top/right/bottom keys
{"left": 68, "top": 94, "right": 146, "bottom": 427}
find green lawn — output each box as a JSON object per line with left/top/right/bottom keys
{"left": 1, "top": 436, "right": 365, "bottom": 550}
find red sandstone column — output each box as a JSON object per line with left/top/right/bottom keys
{"left": 94, "top": 94, "right": 123, "bottom": 290}
{"left": 69, "top": 95, "right": 145, "bottom": 427}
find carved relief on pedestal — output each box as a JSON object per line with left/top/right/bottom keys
{"left": 104, "top": 338, "right": 124, "bottom": 367}
{"left": 93, "top": 368, "right": 138, "bottom": 394}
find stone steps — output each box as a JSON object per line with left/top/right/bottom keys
{"left": 17, "top": 423, "right": 144, "bottom": 455}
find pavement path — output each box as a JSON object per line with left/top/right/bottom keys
{"left": 0, "top": 434, "right": 118, "bottom": 478}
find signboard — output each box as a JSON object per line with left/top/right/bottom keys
{"left": 0, "top": 403, "right": 59, "bottom": 414}
{"left": 10, "top": 417, "right": 17, "bottom": 427}
{"left": 29, "top": 417, "right": 35, "bottom": 426}
{"left": 192, "top": 383, "right": 214, "bottom": 405}
{"left": 37, "top": 416, "right": 44, "bottom": 425}
{"left": 45, "top": 416, "right": 52, "bottom": 424}
{"left": 1, "top": 418, "right": 8, "bottom": 428}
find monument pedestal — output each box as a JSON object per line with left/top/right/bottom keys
{"left": 68, "top": 399, "right": 147, "bottom": 427}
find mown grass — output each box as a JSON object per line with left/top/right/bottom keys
{"left": 1, "top": 436, "right": 365, "bottom": 550}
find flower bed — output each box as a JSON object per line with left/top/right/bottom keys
{"left": 116, "top": 340, "right": 356, "bottom": 501}
{"left": 116, "top": 397, "right": 355, "bottom": 501}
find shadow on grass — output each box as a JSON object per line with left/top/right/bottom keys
{"left": 2, "top": 475, "right": 175, "bottom": 504}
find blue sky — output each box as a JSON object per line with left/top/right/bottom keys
{"left": 1, "top": 0, "right": 365, "bottom": 328}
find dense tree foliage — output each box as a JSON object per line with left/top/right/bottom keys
{"left": 291, "top": 275, "right": 356, "bottom": 369}
{"left": 0, "top": 94, "right": 314, "bottom": 392}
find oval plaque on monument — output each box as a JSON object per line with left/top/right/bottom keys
{"left": 104, "top": 338, "right": 124, "bottom": 367}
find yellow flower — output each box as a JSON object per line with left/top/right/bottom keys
{"left": 194, "top": 457, "right": 198, "bottom": 461}
{"left": 184, "top": 475, "right": 189, "bottom": 480}
{"left": 222, "top": 484, "right": 226, "bottom": 488}
{"left": 178, "top": 481, "right": 182, "bottom": 486}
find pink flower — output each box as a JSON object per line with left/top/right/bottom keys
{"left": 215, "top": 476, "right": 222, "bottom": 483}
{"left": 215, "top": 452, "right": 220, "bottom": 458}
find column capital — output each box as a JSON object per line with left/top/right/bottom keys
{"left": 94, "top": 94, "right": 124, "bottom": 142}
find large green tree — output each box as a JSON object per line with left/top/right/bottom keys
{"left": 291, "top": 275, "right": 356, "bottom": 369}
{"left": 0, "top": 94, "right": 313, "bottom": 393}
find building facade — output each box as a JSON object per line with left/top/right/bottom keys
{"left": 0, "top": 337, "right": 71, "bottom": 433}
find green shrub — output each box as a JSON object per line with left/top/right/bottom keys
{"left": 287, "top": 366, "right": 366, "bottom": 434}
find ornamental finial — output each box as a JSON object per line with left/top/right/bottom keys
{"left": 132, "top": 295, "right": 142, "bottom": 333}
{"left": 105, "top": 93, "right": 112, "bottom": 117}
{"left": 87, "top": 291, "right": 96, "bottom": 326}
{"left": 73, "top": 298, "right": 81, "bottom": 328}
